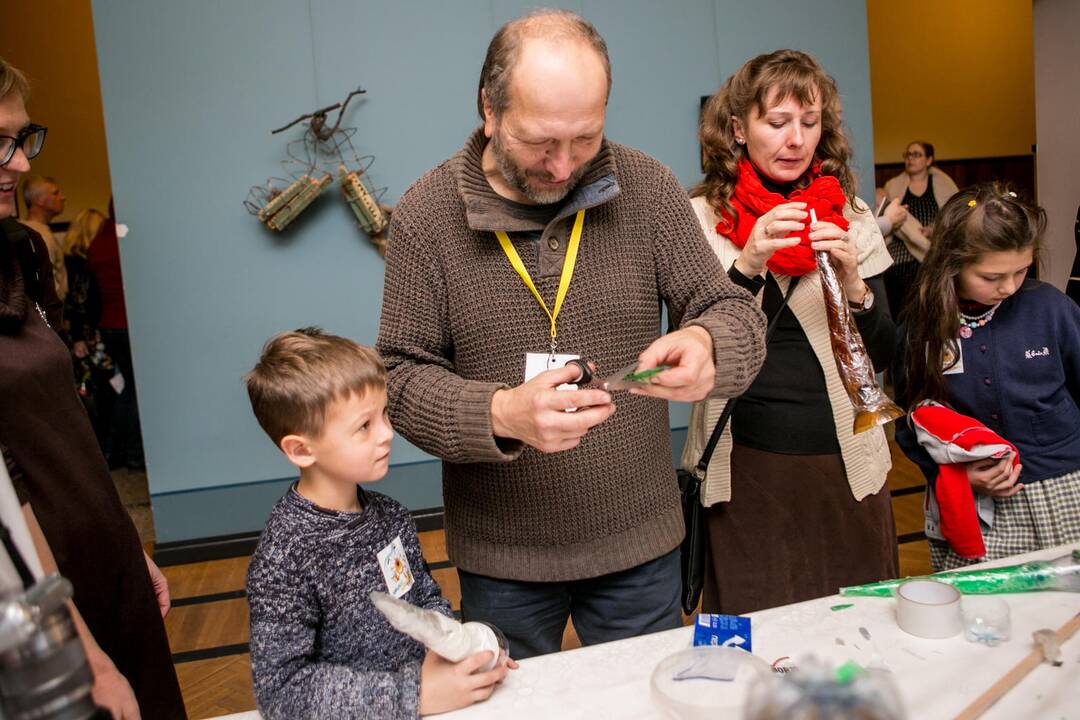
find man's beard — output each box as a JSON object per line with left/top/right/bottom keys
{"left": 490, "top": 129, "right": 591, "bottom": 205}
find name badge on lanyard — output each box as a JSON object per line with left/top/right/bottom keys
{"left": 495, "top": 210, "right": 586, "bottom": 384}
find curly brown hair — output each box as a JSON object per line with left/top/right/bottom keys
{"left": 693, "top": 49, "right": 856, "bottom": 222}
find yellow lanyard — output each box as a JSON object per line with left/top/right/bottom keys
{"left": 495, "top": 209, "right": 585, "bottom": 356}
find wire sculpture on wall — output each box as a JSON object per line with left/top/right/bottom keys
{"left": 244, "top": 86, "right": 391, "bottom": 255}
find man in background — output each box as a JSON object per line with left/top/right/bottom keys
{"left": 21, "top": 174, "right": 67, "bottom": 299}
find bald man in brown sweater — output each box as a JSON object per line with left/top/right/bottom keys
{"left": 376, "top": 10, "right": 766, "bottom": 659}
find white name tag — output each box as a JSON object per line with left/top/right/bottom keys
{"left": 943, "top": 342, "right": 964, "bottom": 375}
{"left": 524, "top": 352, "right": 581, "bottom": 389}
{"left": 377, "top": 536, "right": 415, "bottom": 598}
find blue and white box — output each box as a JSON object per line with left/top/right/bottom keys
{"left": 693, "top": 613, "right": 752, "bottom": 652}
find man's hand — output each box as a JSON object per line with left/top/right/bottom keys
{"left": 144, "top": 551, "right": 170, "bottom": 618}
{"left": 966, "top": 456, "right": 1023, "bottom": 497}
{"left": 419, "top": 650, "right": 511, "bottom": 715}
{"left": 629, "top": 325, "right": 714, "bottom": 402}
{"left": 491, "top": 364, "right": 615, "bottom": 453}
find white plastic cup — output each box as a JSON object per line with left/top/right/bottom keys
{"left": 961, "top": 596, "right": 1011, "bottom": 646}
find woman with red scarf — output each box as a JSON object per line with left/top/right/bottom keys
{"left": 681, "top": 50, "right": 899, "bottom": 614}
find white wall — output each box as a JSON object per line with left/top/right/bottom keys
{"left": 1033, "top": 0, "right": 1080, "bottom": 290}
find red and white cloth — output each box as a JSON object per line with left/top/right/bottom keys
{"left": 910, "top": 402, "right": 1020, "bottom": 558}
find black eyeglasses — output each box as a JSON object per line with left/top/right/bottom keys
{"left": 903, "top": 150, "right": 925, "bottom": 159}
{"left": 0, "top": 124, "right": 47, "bottom": 166}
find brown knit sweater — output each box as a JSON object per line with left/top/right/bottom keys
{"left": 377, "top": 129, "right": 766, "bottom": 581}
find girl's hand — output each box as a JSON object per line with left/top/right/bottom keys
{"left": 965, "top": 456, "right": 1023, "bottom": 497}
{"left": 733, "top": 202, "right": 806, "bottom": 278}
{"left": 809, "top": 221, "right": 865, "bottom": 299}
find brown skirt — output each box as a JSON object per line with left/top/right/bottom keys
{"left": 702, "top": 443, "right": 898, "bottom": 615}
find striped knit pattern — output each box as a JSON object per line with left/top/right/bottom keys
{"left": 247, "top": 488, "right": 450, "bottom": 719}
{"left": 929, "top": 469, "right": 1080, "bottom": 571}
{"left": 377, "top": 130, "right": 767, "bottom": 582}
{"left": 683, "top": 194, "right": 895, "bottom": 506}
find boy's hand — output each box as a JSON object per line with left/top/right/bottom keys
{"left": 419, "top": 649, "right": 511, "bottom": 715}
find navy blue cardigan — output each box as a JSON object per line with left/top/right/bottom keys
{"left": 894, "top": 279, "right": 1080, "bottom": 485}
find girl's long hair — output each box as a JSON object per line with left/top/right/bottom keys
{"left": 903, "top": 183, "right": 1045, "bottom": 408}
{"left": 693, "top": 49, "right": 857, "bottom": 219}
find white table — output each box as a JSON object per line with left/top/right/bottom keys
{"left": 214, "top": 546, "right": 1080, "bottom": 719}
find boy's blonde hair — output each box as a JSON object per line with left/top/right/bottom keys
{"left": 245, "top": 327, "right": 386, "bottom": 445}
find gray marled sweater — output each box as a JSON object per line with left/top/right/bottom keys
{"left": 247, "top": 486, "right": 450, "bottom": 719}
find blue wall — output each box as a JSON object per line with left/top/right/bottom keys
{"left": 91, "top": 0, "right": 875, "bottom": 542}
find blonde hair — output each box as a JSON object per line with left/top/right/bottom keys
{"left": 694, "top": 49, "right": 856, "bottom": 220}
{"left": 0, "top": 57, "right": 29, "bottom": 101}
{"left": 64, "top": 208, "right": 106, "bottom": 257}
{"left": 244, "top": 327, "right": 386, "bottom": 445}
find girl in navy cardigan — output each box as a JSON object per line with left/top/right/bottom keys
{"left": 894, "top": 183, "right": 1080, "bottom": 570}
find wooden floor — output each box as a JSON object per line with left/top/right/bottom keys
{"left": 159, "top": 435, "right": 932, "bottom": 719}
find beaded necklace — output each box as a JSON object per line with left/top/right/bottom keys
{"left": 958, "top": 302, "right": 1000, "bottom": 339}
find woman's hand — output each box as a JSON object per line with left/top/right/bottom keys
{"left": 966, "top": 456, "right": 1023, "bottom": 497}
{"left": 91, "top": 662, "right": 141, "bottom": 719}
{"left": 810, "top": 221, "right": 865, "bottom": 300}
{"left": 732, "top": 201, "right": 806, "bottom": 278}
{"left": 144, "top": 551, "right": 171, "bottom": 618}
{"left": 883, "top": 198, "right": 907, "bottom": 227}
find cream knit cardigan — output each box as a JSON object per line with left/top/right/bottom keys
{"left": 681, "top": 194, "right": 895, "bottom": 506}
{"left": 883, "top": 166, "right": 959, "bottom": 262}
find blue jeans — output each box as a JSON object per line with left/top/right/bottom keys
{"left": 458, "top": 548, "right": 682, "bottom": 659}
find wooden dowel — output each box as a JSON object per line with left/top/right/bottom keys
{"left": 953, "top": 612, "right": 1080, "bottom": 720}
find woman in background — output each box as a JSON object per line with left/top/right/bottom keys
{"left": 882, "top": 141, "right": 958, "bottom": 319}
{"left": 64, "top": 208, "right": 111, "bottom": 444}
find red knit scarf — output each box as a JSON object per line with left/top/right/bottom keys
{"left": 716, "top": 158, "right": 849, "bottom": 277}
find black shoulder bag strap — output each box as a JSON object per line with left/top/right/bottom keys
{"left": 679, "top": 272, "right": 800, "bottom": 615}
{"left": 694, "top": 273, "right": 801, "bottom": 475}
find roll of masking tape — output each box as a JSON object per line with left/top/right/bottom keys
{"left": 895, "top": 579, "right": 962, "bottom": 638}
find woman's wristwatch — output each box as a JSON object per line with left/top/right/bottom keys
{"left": 848, "top": 283, "right": 874, "bottom": 313}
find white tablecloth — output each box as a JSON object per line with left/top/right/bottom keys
{"left": 213, "top": 545, "right": 1080, "bottom": 719}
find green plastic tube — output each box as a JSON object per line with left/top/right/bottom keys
{"left": 839, "top": 550, "right": 1080, "bottom": 597}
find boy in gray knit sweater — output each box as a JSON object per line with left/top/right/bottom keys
{"left": 244, "top": 328, "right": 510, "bottom": 718}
